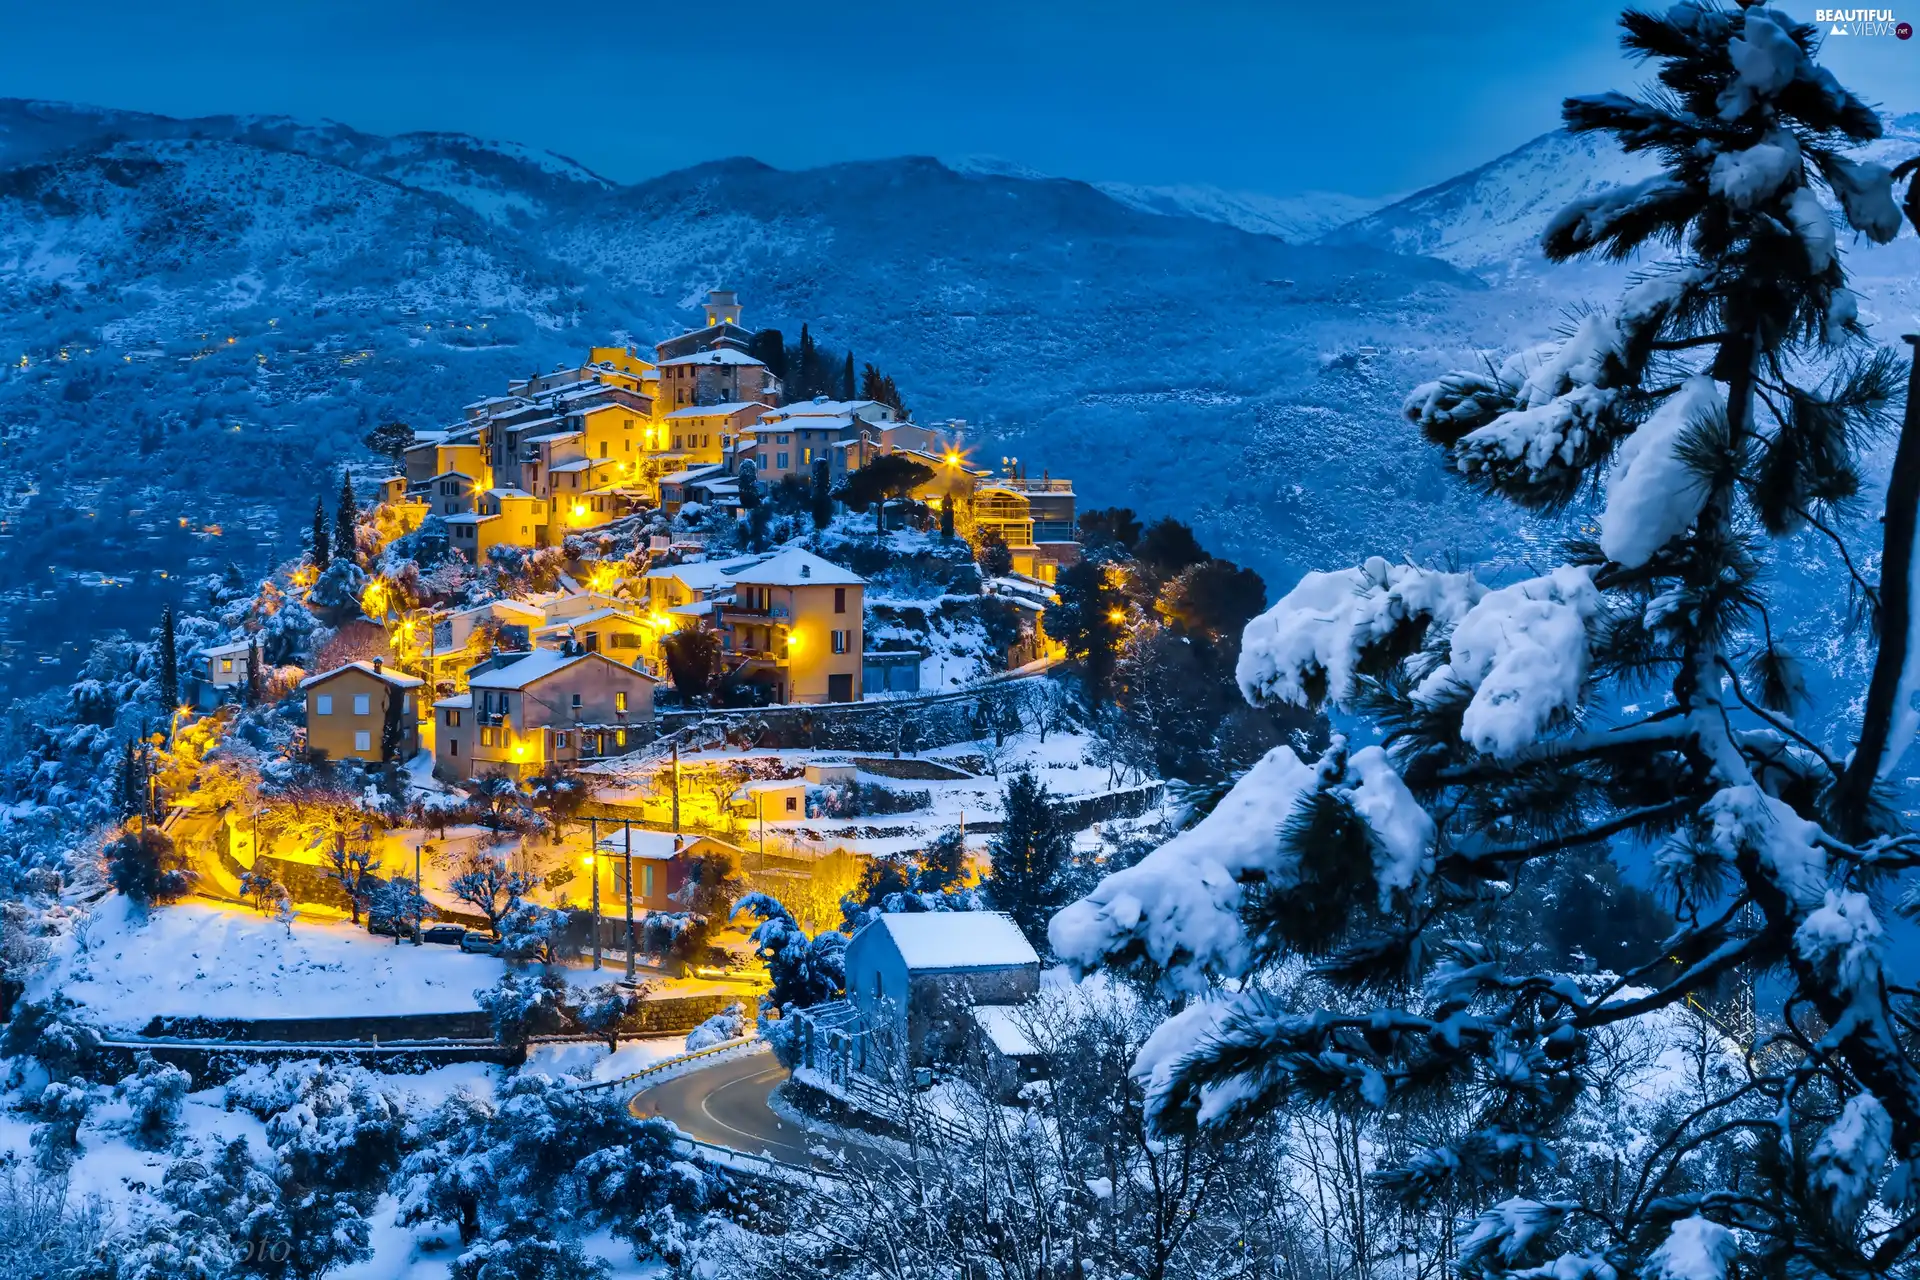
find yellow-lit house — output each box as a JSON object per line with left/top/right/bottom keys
{"left": 301, "top": 659, "right": 423, "bottom": 763}
{"left": 533, "top": 607, "right": 654, "bottom": 670}
{"left": 717, "top": 548, "right": 865, "bottom": 703}
{"left": 432, "top": 648, "right": 656, "bottom": 782}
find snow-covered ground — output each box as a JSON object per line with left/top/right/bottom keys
{"left": 34, "top": 896, "right": 614, "bottom": 1031}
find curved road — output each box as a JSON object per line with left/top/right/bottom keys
{"left": 631, "top": 1047, "right": 849, "bottom": 1169}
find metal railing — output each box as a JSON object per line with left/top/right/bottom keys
{"left": 571, "top": 1033, "right": 762, "bottom": 1094}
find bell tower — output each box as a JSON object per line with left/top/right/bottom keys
{"left": 704, "top": 290, "right": 742, "bottom": 328}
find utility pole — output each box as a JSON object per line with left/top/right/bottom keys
{"left": 414, "top": 838, "right": 423, "bottom": 945}
{"left": 623, "top": 817, "right": 636, "bottom": 982}
{"left": 670, "top": 741, "right": 680, "bottom": 833}
{"left": 589, "top": 816, "right": 601, "bottom": 970}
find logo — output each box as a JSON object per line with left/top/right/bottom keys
{"left": 1816, "top": 7, "right": 1908, "bottom": 34}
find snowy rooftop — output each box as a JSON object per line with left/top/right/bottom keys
{"left": 746, "top": 414, "right": 853, "bottom": 435}
{"left": 201, "top": 639, "right": 254, "bottom": 657}
{"left": 548, "top": 457, "right": 611, "bottom": 474}
{"left": 658, "top": 348, "right": 765, "bottom": 368}
{"left": 869, "top": 911, "right": 1038, "bottom": 971}
{"left": 644, "top": 554, "right": 768, "bottom": 591}
{"left": 467, "top": 649, "right": 592, "bottom": 689}
{"left": 668, "top": 401, "right": 765, "bottom": 419}
{"left": 520, "top": 430, "right": 582, "bottom": 446}
{"left": 972, "top": 1004, "right": 1040, "bottom": 1057}
{"left": 534, "top": 607, "right": 641, "bottom": 631}
{"left": 442, "top": 513, "right": 497, "bottom": 525}
{"left": 488, "top": 487, "right": 538, "bottom": 500}
{"left": 595, "top": 828, "right": 697, "bottom": 861}
{"left": 659, "top": 465, "right": 725, "bottom": 486}
{"left": 761, "top": 398, "right": 884, "bottom": 421}
{"left": 299, "top": 660, "right": 425, "bottom": 690}
{"left": 729, "top": 547, "right": 865, "bottom": 588}
{"left": 434, "top": 692, "right": 473, "bottom": 710}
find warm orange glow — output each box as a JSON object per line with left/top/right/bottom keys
{"left": 587, "top": 564, "right": 619, "bottom": 593}
{"left": 944, "top": 451, "right": 960, "bottom": 466}
{"left": 513, "top": 742, "right": 529, "bottom": 760}
{"left": 571, "top": 503, "right": 587, "bottom": 520}
{"left": 1107, "top": 609, "right": 1126, "bottom": 624}
{"left": 361, "top": 579, "right": 389, "bottom": 618}
{"left": 581, "top": 854, "right": 596, "bottom": 868}
{"left": 785, "top": 629, "right": 804, "bottom": 653}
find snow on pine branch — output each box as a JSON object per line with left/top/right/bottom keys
{"left": 1051, "top": 739, "right": 1433, "bottom": 987}
{"left": 1235, "top": 557, "right": 1481, "bottom": 710}
{"left": 1413, "top": 565, "right": 1600, "bottom": 758}
{"left": 1050, "top": 745, "right": 1319, "bottom": 990}
{"left": 1600, "top": 375, "right": 1723, "bottom": 569}
{"left": 1649, "top": 1216, "right": 1737, "bottom": 1280}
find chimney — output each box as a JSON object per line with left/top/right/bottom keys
{"left": 800, "top": 564, "right": 811, "bottom": 579}
{"left": 371, "top": 657, "right": 383, "bottom": 674}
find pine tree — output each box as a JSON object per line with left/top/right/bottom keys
{"left": 312, "top": 494, "right": 331, "bottom": 572}
{"left": 736, "top": 458, "right": 761, "bottom": 510}
{"left": 333, "top": 472, "right": 358, "bottom": 568}
{"left": 861, "top": 363, "right": 887, "bottom": 403}
{"left": 841, "top": 352, "right": 856, "bottom": 400}
{"left": 794, "top": 324, "right": 819, "bottom": 400}
{"left": 157, "top": 605, "right": 178, "bottom": 711}
{"left": 810, "top": 457, "right": 835, "bottom": 530}
{"left": 1050, "top": 558, "right": 1119, "bottom": 702}
{"left": 748, "top": 328, "right": 787, "bottom": 382}
{"left": 244, "top": 636, "right": 262, "bottom": 707}
{"left": 379, "top": 684, "right": 406, "bottom": 762}
{"left": 984, "top": 773, "right": 1072, "bottom": 950}
{"left": 939, "top": 494, "right": 955, "bottom": 541}
{"left": 1056, "top": 11, "right": 1920, "bottom": 1278}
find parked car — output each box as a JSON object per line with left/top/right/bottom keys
{"left": 367, "top": 912, "right": 414, "bottom": 939}
{"left": 421, "top": 925, "right": 466, "bottom": 946}
{"left": 460, "top": 931, "right": 501, "bottom": 955}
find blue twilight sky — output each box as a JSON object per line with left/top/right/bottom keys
{"left": 0, "top": 1, "right": 1913, "bottom": 198}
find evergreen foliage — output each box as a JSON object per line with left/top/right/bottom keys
{"left": 809, "top": 458, "right": 834, "bottom": 530}
{"left": 157, "top": 605, "right": 178, "bottom": 711}
{"left": 311, "top": 495, "right": 330, "bottom": 572}
{"left": 976, "top": 530, "right": 1014, "bottom": 579}
{"left": 984, "top": 771, "right": 1074, "bottom": 949}
{"left": 105, "top": 827, "right": 193, "bottom": 904}
{"left": 363, "top": 420, "right": 414, "bottom": 465}
{"left": 333, "top": 472, "right": 358, "bottom": 570}
{"left": 1050, "top": 558, "right": 1121, "bottom": 703}
{"left": 1057, "top": 13, "right": 1920, "bottom": 1279}
{"left": 837, "top": 452, "right": 934, "bottom": 536}
{"left": 662, "top": 621, "right": 723, "bottom": 700}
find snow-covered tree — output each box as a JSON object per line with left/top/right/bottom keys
{"left": 104, "top": 827, "right": 194, "bottom": 905}
{"left": 985, "top": 771, "right": 1076, "bottom": 949}
{"left": 119, "top": 1052, "right": 192, "bottom": 1150}
{"left": 1054, "top": 7, "right": 1920, "bottom": 1276}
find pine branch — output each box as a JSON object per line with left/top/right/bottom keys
{"left": 1713, "top": 656, "right": 1843, "bottom": 779}
{"left": 1837, "top": 337, "right": 1920, "bottom": 831}
{"left": 1440, "top": 794, "right": 1706, "bottom": 877}
{"left": 1789, "top": 503, "right": 1881, "bottom": 613}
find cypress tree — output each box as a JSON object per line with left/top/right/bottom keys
{"left": 333, "top": 473, "right": 358, "bottom": 568}
{"left": 861, "top": 363, "right": 886, "bottom": 403}
{"left": 158, "top": 605, "right": 179, "bottom": 712}
{"left": 737, "top": 459, "right": 762, "bottom": 510}
{"left": 311, "top": 495, "right": 330, "bottom": 572}
{"left": 244, "top": 637, "right": 261, "bottom": 708}
{"left": 841, "top": 353, "right": 855, "bottom": 401}
{"left": 810, "top": 458, "right": 834, "bottom": 531}
{"left": 939, "top": 495, "right": 955, "bottom": 541}
{"left": 794, "top": 325, "right": 818, "bottom": 400}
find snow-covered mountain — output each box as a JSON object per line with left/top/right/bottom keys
{"left": 0, "top": 96, "right": 1912, "bottom": 705}
{"left": 1096, "top": 182, "right": 1389, "bottom": 243}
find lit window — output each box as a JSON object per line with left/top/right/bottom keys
{"left": 480, "top": 727, "right": 496, "bottom": 747}
{"left": 615, "top": 729, "right": 627, "bottom": 747}
{"left": 642, "top": 864, "right": 655, "bottom": 898}
{"left": 615, "top": 691, "right": 628, "bottom": 713}
{"left": 555, "top": 731, "right": 570, "bottom": 749}
{"left": 354, "top": 730, "right": 371, "bottom": 752}
{"left": 446, "top": 709, "right": 462, "bottom": 727}
{"left": 315, "top": 694, "right": 333, "bottom": 715}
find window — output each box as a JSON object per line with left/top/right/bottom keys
{"left": 220, "top": 657, "right": 234, "bottom": 674}
{"left": 776, "top": 452, "right": 789, "bottom": 470}
{"left": 614, "top": 729, "right": 628, "bottom": 748}
{"left": 480, "top": 727, "right": 497, "bottom": 747}
{"left": 832, "top": 630, "right": 849, "bottom": 654}
{"left": 642, "top": 864, "right": 655, "bottom": 899}
{"left": 354, "top": 730, "right": 371, "bottom": 752}
{"left": 352, "top": 693, "right": 370, "bottom": 716}
{"left": 446, "top": 709, "right": 462, "bottom": 728}
{"left": 315, "top": 694, "right": 333, "bottom": 715}
{"left": 403, "top": 694, "right": 412, "bottom": 712}
{"left": 803, "top": 447, "right": 812, "bottom": 465}
{"left": 611, "top": 633, "right": 638, "bottom": 649}
{"left": 615, "top": 691, "right": 629, "bottom": 714}
{"left": 554, "top": 731, "right": 570, "bottom": 750}
{"left": 571, "top": 693, "right": 583, "bottom": 709}
{"left": 834, "top": 587, "right": 846, "bottom": 614}
{"left": 600, "top": 442, "right": 609, "bottom": 459}
{"left": 450, "top": 739, "right": 459, "bottom": 757}
{"left": 674, "top": 436, "right": 683, "bottom": 450}
{"left": 785, "top": 794, "right": 798, "bottom": 813}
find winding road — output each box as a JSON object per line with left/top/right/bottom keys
{"left": 630, "top": 1046, "right": 848, "bottom": 1169}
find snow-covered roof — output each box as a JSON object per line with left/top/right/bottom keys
{"left": 731, "top": 778, "right": 806, "bottom": 800}
{"left": 971, "top": 1004, "right": 1040, "bottom": 1058}
{"left": 299, "top": 660, "right": 424, "bottom": 691}
{"left": 747, "top": 413, "right": 853, "bottom": 435}
{"left": 670, "top": 600, "right": 715, "bottom": 617}
{"left": 434, "top": 693, "right": 473, "bottom": 710}
{"left": 426, "top": 470, "right": 474, "bottom": 483}
{"left": 467, "top": 648, "right": 656, "bottom": 690}
{"left": 659, "top": 464, "right": 725, "bottom": 486}
{"left": 202, "top": 639, "right": 254, "bottom": 657}
{"left": 644, "top": 555, "right": 766, "bottom": 591}
{"left": 667, "top": 401, "right": 764, "bottom": 420}
{"left": 522, "top": 430, "right": 583, "bottom": 446}
{"left": 761, "top": 399, "right": 884, "bottom": 421}
{"left": 534, "top": 608, "right": 642, "bottom": 632}
{"left": 488, "top": 487, "right": 538, "bottom": 500}
{"left": 729, "top": 547, "right": 865, "bottom": 588}
{"left": 595, "top": 828, "right": 696, "bottom": 861}
{"left": 442, "top": 513, "right": 498, "bottom": 526}
{"left": 659, "top": 348, "right": 765, "bottom": 368}
{"left": 452, "top": 597, "right": 544, "bottom": 620}
{"left": 548, "top": 457, "right": 611, "bottom": 474}
{"left": 868, "top": 912, "right": 1038, "bottom": 971}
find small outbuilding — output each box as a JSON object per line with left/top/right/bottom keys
{"left": 842, "top": 911, "right": 1040, "bottom": 1075}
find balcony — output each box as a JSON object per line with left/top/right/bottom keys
{"left": 719, "top": 599, "right": 791, "bottom": 622}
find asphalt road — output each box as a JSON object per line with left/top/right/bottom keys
{"left": 630, "top": 1046, "right": 834, "bottom": 1168}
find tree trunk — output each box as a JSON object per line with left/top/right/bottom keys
{"left": 1836, "top": 334, "right": 1920, "bottom": 831}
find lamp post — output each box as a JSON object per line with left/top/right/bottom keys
{"left": 588, "top": 816, "right": 601, "bottom": 971}
{"left": 622, "top": 817, "right": 636, "bottom": 983}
